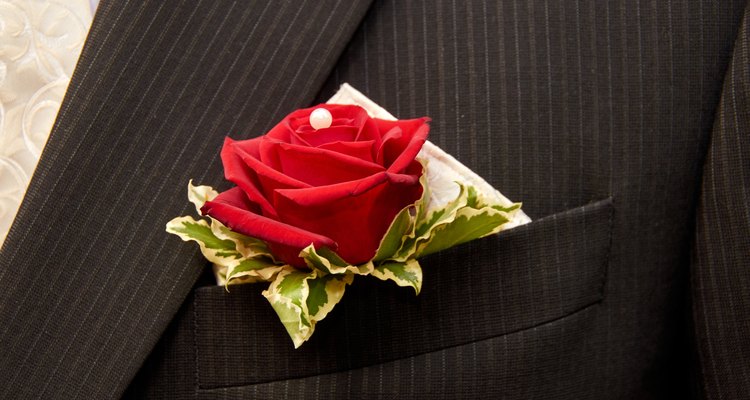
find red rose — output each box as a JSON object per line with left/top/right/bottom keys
{"left": 201, "top": 104, "right": 429, "bottom": 267}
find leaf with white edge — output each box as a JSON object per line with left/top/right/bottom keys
{"left": 373, "top": 205, "right": 414, "bottom": 262}
{"left": 166, "top": 216, "right": 243, "bottom": 265}
{"left": 306, "top": 273, "right": 353, "bottom": 320}
{"left": 415, "top": 206, "right": 513, "bottom": 257}
{"left": 210, "top": 219, "right": 273, "bottom": 259}
{"left": 187, "top": 181, "right": 274, "bottom": 260}
{"left": 415, "top": 159, "right": 432, "bottom": 222}
{"left": 300, "top": 245, "right": 339, "bottom": 274}
{"left": 263, "top": 267, "right": 353, "bottom": 348}
{"left": 213, "top": 264, "right": 228, "bottom": 286}
{"left": 265, "top": 268, "right": 312, "bottom": 346}
{"left": 300, "top": 245, "right": 375, "bottom": 276}
{"left": 187, "top": 180, "right": 218, "bottom": 213}
{"left": 492, "top": 203, "right": 522, "bottom": 213}
{"left": 167, "top": 214, "right": 284, "bottom": 285}
{"left": 315, "top": 247, "right": 349, "bottom": 267}
{"left": 415, "top": 183, "right": 468, "bottom": 238}
{"left": 371, "top": 259, "right": 423, "bottom": 295}
{"left": 465, "top": 185, "right": 522, "bottom": 214}
{"left": 392, "top": 180, "right": 467, "bottom": 262}
{"left": 263, "top": 293, "right": 310, "bottom": 348}
{"left": 225, "top": 257, "right": 281, "bottom": 285}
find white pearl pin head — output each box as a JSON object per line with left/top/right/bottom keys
{"left": 309, "top": 108, "right": 333, "bottom": 130}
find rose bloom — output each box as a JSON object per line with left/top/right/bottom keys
{"left": 202, "top": 104, "right": 429, "bottom": 267}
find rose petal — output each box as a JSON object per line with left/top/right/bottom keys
{"left": 232, "top": 140, "right": 311, "bottom": 195}
{"left": 387, "top": 121, "right": 429, "bottom": 173}
{"left": 377, "top": 126, "right": 402, "bottom": 165}
{"left": 354, "top": 116, "right": 383, "bottom": 151}
{"left": 205, "top": 186, "right": 259, "bottom": 212}
{"left": 264, "top": 117, "right": 311, "bottom": 147}
{"left": 265, "top": 141, "right": 384, "bottom": 186}
{"left": 403, "top": 158, "right": 424, "bottom": 177}
{"left": 258, "top": 138, "right": 282, "bottom": 169}
{"left": 230, "top": 136, "right": 262, "bottom": 158}
{"left": 317, "top": 140, "right": 375, "bottom": 162}
{"left": 274, "top": 171, "right": 387, "bottom": 206}
{"left": 221, "top": 137, "right": 278, "bottom": 217}
{"left": 201, "top": 187, "right": 337, "bottom": 266}
{"left": 273, "top": 173, "right": 423, "bottom": 264}
{"left": 296, "top": 125, "right": 358, "bottom": 146}
{"left": 293, "top": 118, "right": 356, "bottom": 133}
{"left": 267, "top": 104, "right": 379, "bottom": 149}
{"left": 376, "top": 117, "right": 430, "bottom": 170}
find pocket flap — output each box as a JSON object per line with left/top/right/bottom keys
{"left": 194, "top": 197, "right": 613, "bottom": 388}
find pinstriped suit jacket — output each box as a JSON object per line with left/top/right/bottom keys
{"left": 0, "top": 1, "right": 748, "bottom": 398}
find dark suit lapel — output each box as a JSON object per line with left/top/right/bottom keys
{"left": 0, "top": 0, "right": 373, "bottom": 398}
{"left": 691, "top": 3, "right": 750, "bottom": 397}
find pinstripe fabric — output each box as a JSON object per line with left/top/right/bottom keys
{"left": 316, "top": 0, "right": 747, "bottom": 398}
{"left": 692, "top": 3, "right": 750, "bottom": 399}
{"left": 128, "top": 1, "right": 749, "bottom": 398}
{"left": 0, "top": 0, "right": 373, "bottom": 398}
{"left": 198, "top": 304, "right": 602, "bottom": 400}
{"left": 192, "top": 199, "right": 612, "bottom": 388}
{"left": 1, "top": 0, "right": 748, "bottom": 399}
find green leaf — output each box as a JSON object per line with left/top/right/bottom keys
{"left": 186, "top": 181, "right": 274, "bottom": 260}
{"left": 416, "top": 183, "right": 468, "bottom": 238}
{"left": 315, "top": 247, "right": 349, "bottom": 267}
{"left": 492, "top": 203, "right": 522, "bottom": 213}
{"left": 212, "top": 264, "right": 228, "bottom": 285}
{"left": 416, "top": 206, "right": 512, "bottom": 257}
{"left": 263, "top": 267, "right": 353, "bottom": 348}
{"left": 168, "top": 181, "right": 287, "bottom": 285}
{"left": 166, "top": 216, "right": 243, "bottom": 267}
{"left": 392, "top": 181, "right": 468, "bottom": 261}
{"left": 305, "top": 277, "right": 328, "bottom": 317}
{"left": 168, "top": 217, "right": 234, "bottom": 250}
{"left": 300, "top": 245, "right": 374, "bottom": 276}
{"left": 211, "top": 220, "right": 273, "bottom": 259}
{"left": 373, "top": 205, "right": 414, "bottom": 261}
{"left": 306, "top": 273, "right": 352, "bottom": 320}
{"left": 371, "top": 259, "right": 423, "bottom": 295}
{"left": 225, "top": 257, "right": 280, "bottom": 285}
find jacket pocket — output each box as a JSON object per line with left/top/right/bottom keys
{"left": 193, "top": 197, "right": 613, "bottom": 389}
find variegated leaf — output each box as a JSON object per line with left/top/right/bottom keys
{"left": 300, "top": 245, "right": 375, "bottom": 276}
{"left": 392, "top": 180, "right": 468, "bottom": 261}
{"left": 372, "top": 205, "right": 414, "bottom": 262}
{"left": 262, "top": 267, "right": 353, "bottom": 348}
{"left": 165, "top": 216, "right": 242, "bottom": 265}
{"left": 212, "top": 264, "right": 228, "bottom": 286}
{"left": 264, "top": 268, "right": 312, "bottom": 345}
{"left": 210, "top": 219, "right": 273, "bottom": 260}
{"left": 415, "top": 183, "right": 468, "bottom": 239}
{"left": 305, "top": 273, "right": 353, "bottom": 320}
{"left": 187, "top": 180, "right": 218, "bottom": 213}
{"left": 187, "top": 180, "right": 273, "bottom": 259}
{"left": 225, "top": 256, "right": 281, "bottom": 285}
{"left": 371, "top": 259, "right": 423, "bottom": 295}
{"left": 415, "top": 205, "right": 514, "bottom": 258}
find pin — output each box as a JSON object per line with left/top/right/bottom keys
{"left": 309, "top": 108, "right": 333, "bottom": 130}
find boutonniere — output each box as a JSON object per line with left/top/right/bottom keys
{"left": 167, "top": 84, "right": 529, "bottom": 348}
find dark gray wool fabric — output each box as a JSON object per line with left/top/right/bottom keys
{"left": 0, "top": 1, "right": 748, "bottom": 399}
